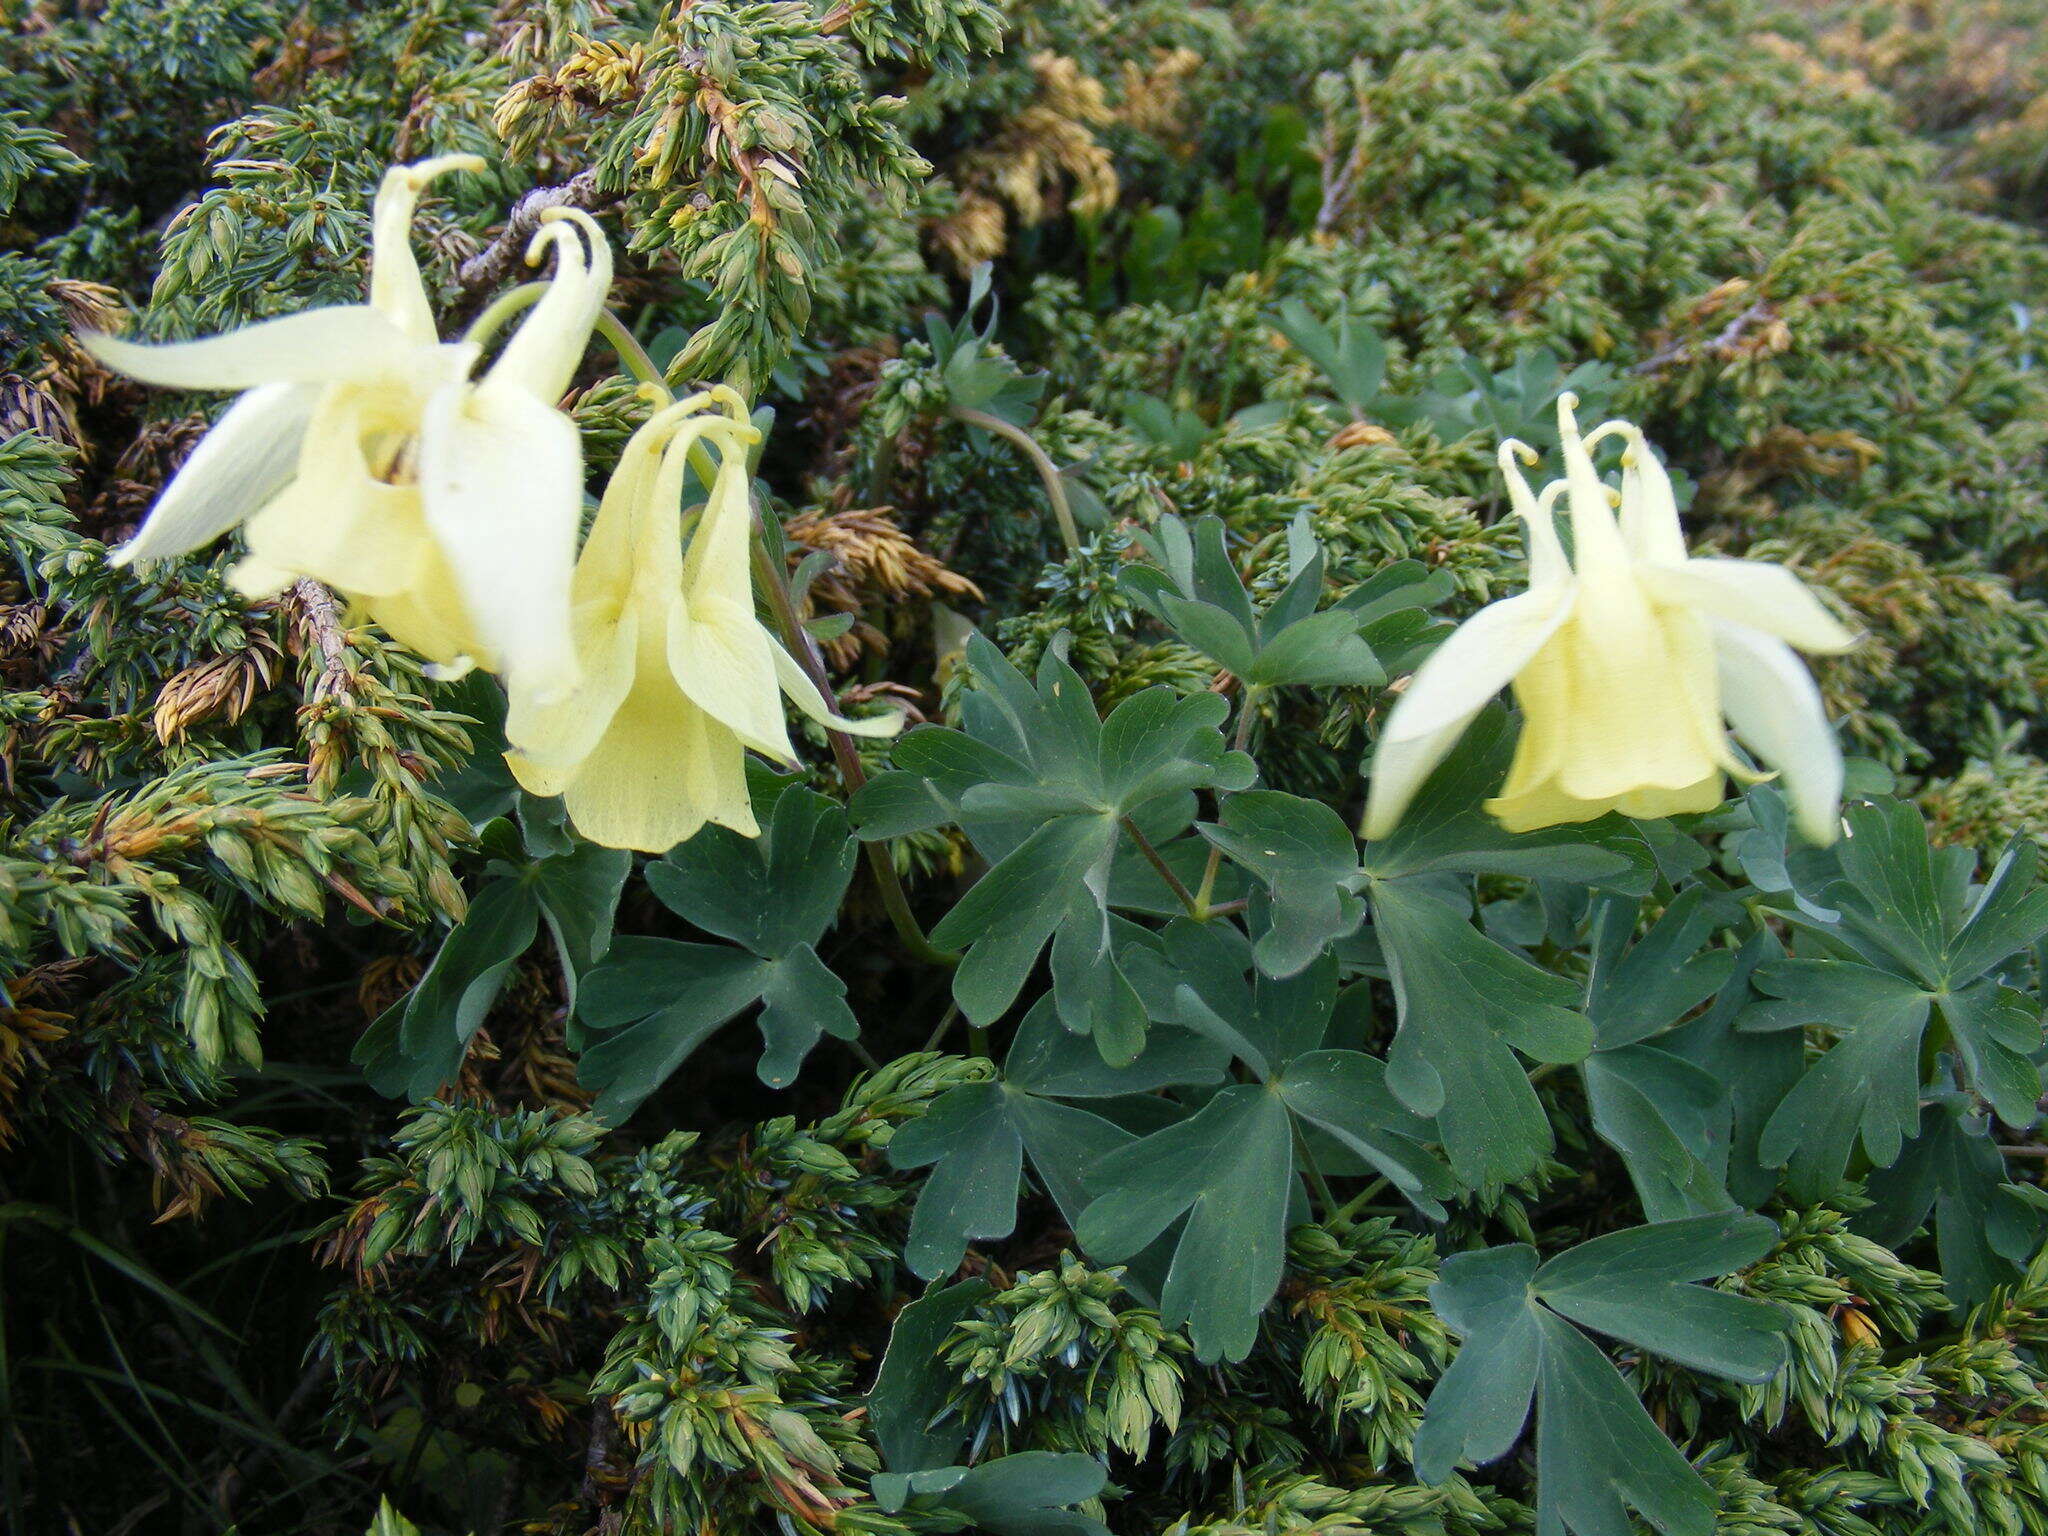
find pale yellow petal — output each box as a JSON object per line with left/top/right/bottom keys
{"left": 416, "top": 379, "right": 584, "bottom": 705}
{"left": 1488, "top": 769, "right": 1724, "bottom": 832}
{"left": 1378, "top": 586, "right": 1576, "bottom": 744}
{"left": 1530, "top": 570, "right": 1724, "bottom": 802}
{"left": 1487, "top": 777, "right": 1597, "bottom": 832}
{"left": 771, "top": 643, "right": 904, "bottom": 737}
{"left": 580, "top": 415, "right": 679, "bottom": 606}
{"left": 362, "top": 543, "right": 483, "bottom": 670}
{"left": 1486, "top": 620, "right": 1723, "bottom": 828}
{"left": 1611, "top": 776, "right": 1726, "bottom": 818}
{"left": 1657, "top": 601, "right": 1745, "bottom": 779}
{"left": 1713, "top": 619, "right": 1844, "bottom": 846}
{"left": 110, "top": 382, "right": 318, "bottom": 566}
{"left": 667, "top": 447, "right": 793, "bottom": 759}
{"left": 673, "top": 426, "right": 756, "bottom": 594}
{"left": 370, "top": 155, "right": 484, "bottom": 345}
{"left": 505, "top": 596, "right": 638, "bottom": 779}
{"left": 1637, "top": 558, "right": 1858, "bottom": 655}
{"left": 485, "top": 209, "right": 612, "bottom": 404}
{"left": 240, "top": 387, "right": 431, "bottom": 598}
{"left": 1363, "top": 584, "right": 1577, "bottom": 837}
{"left": 227, "top": 554, "right": 298, "bottom": 598}
{"left": 554, "top": 670, "right": 756, "bottom": 852}
{"left": 1491, "top": 630, "right": 1572, "bottom": 804}
{"left": 668, "top": 590, "right": 795, "bottom": 761}
{"left": 1556, "top": 392, "right": 1630, "bottom": 572}
{"left": 1615, "top": 428, "right": 1689, "bottom": 565}
{"left": 1523, "top": 479, "right": 1571, "bottom": 590}
{"left": 1362, "top": 714, "right": 1483, "bottom": 841}
{"left": 507, "top": 626, "right": 634, "bottom": 798}
{"left": 81, "top": 307, "right": 422, "bottom": 391}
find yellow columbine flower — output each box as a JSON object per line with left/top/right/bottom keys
{"left": 1365, "top": 395, "right": 1857, "bottom": 845}
{"left": 505, "top": 391, "right": 899, "bottom": 852}
{"left": 84, "top": 155, "right": 612, "bottom": 706}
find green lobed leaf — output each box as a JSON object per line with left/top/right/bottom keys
{"left": 645, "top": 785, "right": 857, "bottom": 959}
{"left": 1121, "top": 512, "right": 1387, "bottom": 690}
{"left": 872, "top": 1452, "right": 1111, "bottom": 1536}
{"left": 890, "top": 1002, "right": 1219, "bottom": 1280}
{"left": 891, "top": 1080, "right": 1027, "bottom": 1279}
{"left": 867, "top": 1278, "right": 994, "bottom": 1472}
{"left": 1791, "top": 801, "right": 2048, "bottom": 990}
{"left": 1074, "top": 1084, "right": 1293, "bottom": 1362}
{"left": 1124, "top": 920, "right": 1335, "bottom": 1079}
{"left": 1416, "top": 1214, "right": 1787, "bottom": 1536}
{"left": 932, "top": 814, "right": 1119, "bottom": 1026}
{"left": 575, "top": 939, "right": 772, "bottom": 1122}
{"left": 1750, "top": 957, "right": 2041, "bottom": 1199}
{"left": 360, "top": 877, "right": 540, "bottom": 1100}
{"left": 1272, "top": 1049, "right": 1455, "bottom": 1217}
{"left": 1197, "top": 791, "right": 1366, "bottom": 978}
{"left": 756, "top": 943, "right": 859, "bottom": 1088}
{"left": 1371, "top": 878, "right": 1592, "bottom": 1187}
{"left": 881, "top": 634, "right": 1252, "bottom": 1046}
{"left": 1583, "top": 1045, "right": 1735, "bottom": 1223}
{"left": 1861, "top": 1096, "right": 2047, "bottom": 1311}
{"left": 1583, "top": 889, "right": 1737, "bottom": 1051}
{"left": 530, "top": 842, "right": 632, "bottom": 1013}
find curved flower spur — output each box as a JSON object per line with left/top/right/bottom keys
{"left": 1365, "top": 394, "right": 1858, "bottom": 845}
{"left": 82, "top": 154, "right": 612, "bottom": 709}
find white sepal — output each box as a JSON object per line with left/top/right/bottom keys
{"left": 110, "top": 382, "right": 318, "bottom": 565}
{"left": 1712, "top": 619, "right": 1845, "bottom": 846}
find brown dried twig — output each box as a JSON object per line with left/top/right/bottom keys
{"left": 456, "top": 170, "right": 610, "bottom": 297}
{"left": 288, "top": 579, "right": 356, "bottom": 703}
{"left": 1630, "top": 299, "right": 1776, "bottom": 376}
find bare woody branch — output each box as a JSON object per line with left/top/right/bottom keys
{"left": 456, "top": 169, "right": 610, "bottom": 295}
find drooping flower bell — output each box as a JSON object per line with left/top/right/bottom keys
{"left": 504, "top": 390, "right": 899, "bottom": 852}
{"left": 1364, "top": 395, "right": 1857, "bottom": 845}
{"left": 84, "top": 155, "right": 611, "bottom": 707}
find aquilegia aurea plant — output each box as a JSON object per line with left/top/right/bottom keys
{"left": 1365, "top": 394, "right": 1858, "bottom": 844}
{"left": 86, "top": 156, "right": 897, "bottom": 851}
{"left": 40, "top": 13, "right": 2048, "bottom": 1534}
{"left": 85, "top": 155, "right": 611, "bottom": 709}
{"left": 505, "top": 387, "right": 898, "bottom": 852}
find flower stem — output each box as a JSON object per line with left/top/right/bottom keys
{"left": 949, "top": 406, "right": 1083, "bottom": 557}
{"left": 460, "top": 281, "right": 547, "bottom": 351}
{"left": 1192, "top": 683, "right": 1262, "bottom": 918}
{"left": 746, "top": 518, "right": 961, "bottom": 970}
{"left": 592, "top": 310, "right": 668, "bottom": 393}
{"left": 465, "top": 292, "right": 668, "bottom": 403}
{"left": 1324, "top": 1177, "right": 1388, "bottom": 1233}
{"left": 1292, "top": 1123, "right": 1342, "bottom": 1223}
{"left": 1121, "top": 815, "right": 1202, "bottom": 918}
{"left": 922, "top": 1003, "right": 962, "bottom": 1053}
